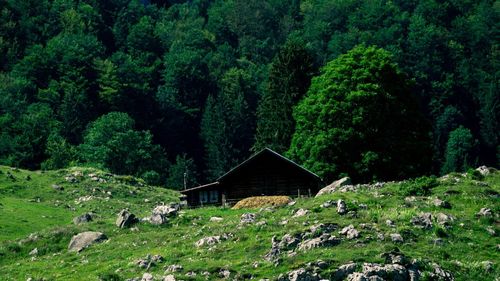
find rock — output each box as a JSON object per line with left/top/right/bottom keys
{"left": 431, "top": 198, "right": 451, "bottom": 209}
{"left": 320, "top": 200, "right": 336, "bottom": 208}
{"left": 293, "top": 208, "right": 309, "bottom": 218}
{"left": 337, "top": 199, "right": 347, "bottom": 215}
{"left": 278, "top": 268, "right": 320, "bottom": 281}
{"left": 309, "top": 223, "right": 338, "bottom": 235}
{"left": 431, "top": 263, "right": 454, "bottom": 281}
{"left": 195, "top": 234, "right": 229, "bottom": 247}
{"left": 411, "top": 213, "right": 433, "bottom": 229}
{"left": 264, "top": 236, "right": 281, "bottom": 263}
{"left": 162, "top": 275, "right": 176, "bottom": 281}
{"left": 340, "top": 225, "right": 359, "bottom": 239}
{"left": 390, "top": 233, "right": 404, "bottom": 243}
{"left": 316, "top": 177, "right": 352, "bottom": 197}
{"left": 435, "top": 213, "right": 454, "bottom": 227}
{"left": 476, "top": 166, "right": 494, "bottom": 176}
{"left": 219, "top": 269, "right": 231, "bottom": 279}
{"left": 210, "top": 216, "right": 223, "bottom": 222}
{"left": 346, "top": 272, "right": 370, "bottom": 281}
{"left": 386, "top": 220, "right": 396, "bottom": 228}
{"left": 298, "top": 233, "right": 340, "bottom": 251}
{"left": 278, "top": 234, "right": 301, "bottom": 250}
{"left": 68, "top": 231, "right": 107, "bottom": 252}
{"left": 116, "top": 209, "right": 137, "bottom": 228}
{"left": 165, "top": 264, "right": 183, "bottom": 272}
{"left": 376, "top": 233, "right": 385, "bottom": 241}
{"left": 29, "top": 248, "right": 38, "bottom": 256}
{"left": 332, "top": 263, "right": 357, "bottom": 281}
{"left": 141, "top": 273, "right": 154, "bottom": 281}
{"left": 240, "top": 213, "right": 256, "bottom": 224}
{"left": 486, "top": 227, "right": 496, "bottom": 236}
{"left": 381, "top": 250, "right": 409, "bottom": 265}
{"left": 481, "top": 261, "right": 494, "bottom": 272}
{"left": 52, "top": 184, "right": 64, "bottom": 191}
{"left": 476, "top": 208, "right": 493, "bottom": 217}
{"left": 362, "top": 263, "right": 409, "bottom": 281}
{"left": 73, "top": 213, "right": 93, "bottom": 225}
{"left": 151, "top": 204, "right": 178, "bottom": 225}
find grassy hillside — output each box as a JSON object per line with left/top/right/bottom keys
{"left": 0, "top": 166, "right": 498, "bottom": 280}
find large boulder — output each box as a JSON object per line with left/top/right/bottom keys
{"left": 68, "top": 231, "right": 107, "bottom": 252}
{"left": 116, "top": 209, "right": 137, "bottom": 228}
{"left": 337, "top": 199, "right": 347, "bottom": 215}
{"left": 316, "top": 177, "right": 352, "bottom": 197}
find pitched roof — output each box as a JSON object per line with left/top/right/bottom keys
{"left": 181, "top": 148, "right": 320, "bottom": 193}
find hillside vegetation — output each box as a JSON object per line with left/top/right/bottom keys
{"left": 0, "top": 166, "right": 498, "bottom": 280}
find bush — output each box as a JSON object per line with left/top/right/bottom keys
{"left": 141, "top": 170, "right": 161, "bottom": 186}
{"left": 400, "top": 176, "right": 438, "bottom": 196}
{"left": 466, "top": 168, "right": 484, "bottom": 180}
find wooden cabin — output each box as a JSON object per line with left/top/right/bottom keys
{"left": 181, "top": 148, "right": 323, "bottom": 206}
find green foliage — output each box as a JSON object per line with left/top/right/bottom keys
{"left": 79, "top": 112, "right": 167, "bottom": 177}
{"left": 254, "top": 39, "right": 316, "bottom": 153}
{"left": 166, "top": 154, "right": 198, "bottom": 190}
{"left": 441, "top": 126, "right": 478, "bottom": 174}
{"left": 288, "top": 45, "right": 432, "bottom": 183}
{"left": 399, "top": 176, "right": 438, "bottom": 196}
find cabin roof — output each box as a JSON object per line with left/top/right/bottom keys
{"left": 181, "top": 148, "right": 321, "bottom": 194}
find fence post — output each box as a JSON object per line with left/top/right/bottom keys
{"left": 297, "top": 189, "right": 300, "bottom": 198}
{"left": 308, "top": 189, "right": 311, "bottom": 197}
{"left": 222, "top": 194, "right": 226, "bottom": 208}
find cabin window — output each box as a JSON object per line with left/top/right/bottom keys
{"left": 209, "top": 190, "right": 218, "bottom": 203}
{"left": 199, "top": 191, "right": 208, "bottom": 203}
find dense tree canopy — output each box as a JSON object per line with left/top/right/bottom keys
{"left": 0, "top": 0, "right": 498, "bottom": 186}
{"left": 288, "top": 45, "right": 432, "bottom": 183}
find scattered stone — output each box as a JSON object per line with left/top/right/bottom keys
{"left": 376, "top": 233, "right": 385, "bottom": 241}
{"left": 116, "top": 209, "right": 137, "bottom": 228}
{"left": 210, "top": 216, "right": 223, "bottom": 222}
{"left": 165, "top": 264, "right": 183, "bottom": 273}
{"left": 435, "top": 213, "right": 454, "bottom": 227}
{"left": 278, "top": 268, "right": 320, "bottom": 281}
{"left": 278, "top": 234, "right": 301, "bottom": 250}
{"left": 481, "top": 261, "right": 494, "bottom": 272}
{"left": 51, "top": 184, "right": 64, "bottom": 191}
{"left": 340, "top": 225, "right": 360, "bottom": 239}
{"left": 73, "top": 213, "right": 93, "bottom": 225}
{"left": 390, "top": 233, "right": 404, "bottom": 243}
{"left": 151, "top": 204, "right": 178, "bottom": 225}
{"left": 431, "top": 198, "right": 451, "bottom": 209}
{"left": 195, "top": 234, "right": 230, "bottom": 247}
{"left": 240, "top": 213, "right": 256, "bottom": 224}
{"left": 141, "top": 273, "right": 154, "bottom": 281}
{"left": 337, "top": 199, "right": 347, "bottom": 215}
{"left": 430, "top": 263, "right": 454, "bottom": 281}
{"left": 264, "top": 236, "right": 281, "bottom": 263}
{"left": 476, "top": 208, "right": 493, "bottom": 217}
{"left": 219, "top": 269, "right": 231, "bottom": 279}
{"left": 332, "top": 263, "right": 357, "bottom": 281}
{"left": 486, "top": 227, "right": 496, "bottom": 236}
{"left": 411, "top": 213, "right": 433, "bottom": 229}
{"left": 162, "top": 275, "right": 176, "bottom": 281}
{"left": 386, "top": 220, "right": 396, "bottom": 228}
{"left": 316, "top": 177, "right": 352, "bottom": 197}
{"left": 68, "top": 231, "right": 107, "bottom": 252}
{"left": 29, "top": 248, "right": 38, "bottom": 256}
{"left": 476, "top": 166, "right": 494, "bottom": 176}
{"left": 298, "top": 233, "right": 340, "bottom": 251}
{"left": 293, "top": 208, "right": 309, "bottom": 218}
{"left": 320, "top": 200, "right": 336, "bottom": 208}
{"left": 358, "top": 204, "right": 367, "bottom": 209}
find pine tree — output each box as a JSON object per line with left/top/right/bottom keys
{"left": 254, "top": 39, "right": 315, "bottom": 153}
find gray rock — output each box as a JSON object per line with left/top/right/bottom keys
{"left": 411, "top": 213, "right": 433, "bottom": 229}
{"left": 68, "top": 231, "right": 107, "bottom": 252}
{"left": 436, "top": 213, "right": 454, "bottom": 227}
{"left": 298, "top": 233, "right": 340, "bottom": 251}
{"left": 476, "top": 166, "right": 494, "bottom": 176}
{"left": 141, "top": 273, "right": 154, "bottom": 281}
{"left": 362, "top": 263, "right": 408, "bottom": 281}
{"left": 195, "top": 234, "right": 230, "bottom": 247}
{"left": 210, "top": 216, "right": 223, "bottom": 222}
{"left": 279, "top": 234, "right": 301, "bottom": 250}
{"left": 264, "top": 236, "right": 281, "bottom": 263}
{"left": 386, "top": 220, "right": 396, "bottom": 228}
{"left": 293, "top": 208, "right": 309, "bottom": 218}
{"left": 390, "top": 233, "right": 404, "bottom": 243}
{"left": 73, "top": 213, "right": 93, "bottom": 225}
{"left": 162, "top": 275, "right": 176, "bottom": 281}
{"left": 240, "top": 213, "right": 256, "bottom": 224}
{"left": 346, "top": 272, "right": 369, "bottom": 281}
{"left": 116, "top": 209, "right": 137, "bottom": 228}
{"left": 337, "top": 199, "right": 347, "bottom": 215}
{"left": 278, "top": 268, "right": 320, "bottom": 281}
{"left": 151, "top": 204, "right": 178, "bottom": 225}
{"left": 332, "top": 263, "right": 357, "bottom": 280}
{"left": 431, "top": 198, "right": 451, "bottom": 209}
{"left": 29, "top": 248, "right": 38, "bottom": 256}
{"left": 320, "top": 200, "right": 336, "bottom": 208}
{"left": 340, "top": 225, "right": 359, "bottom": 239}
{"left": 165, "top": 264, "right": 183, "bottom": 273}
{"left": 52, "top": 184, "right": 64, "bottom": 191}
{"left": 476, "top": 208, "right": 493, "bottom": 217}
{"left": 316, "top": 177, "right": 352, "bottom": 197}
{"left": 431, "top": 263, "right": 454, "bottom": 281}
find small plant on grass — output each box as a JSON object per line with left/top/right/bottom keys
{"left": 466, "top": 169, "right": 484, "bottom": 180}
{"left": 399, "top": 176, "right": 438, "bottom": 196}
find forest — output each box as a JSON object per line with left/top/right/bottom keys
{"left": 0, "top": 0, "right": 498, "bottom": 188}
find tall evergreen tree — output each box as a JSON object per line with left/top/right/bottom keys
{"left": 254, "top": 39, "right": 315, "bottom": 153}
{"left": 441, "top": 126, "right": 478, "bottom": 174}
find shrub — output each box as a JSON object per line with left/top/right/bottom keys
{"left": 400, "top": 176, "right": 438, "bottom": 196}
{"left": 466, "top": 168, "right": 484, "bottom": 180}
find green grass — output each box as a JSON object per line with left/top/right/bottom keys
{"left": 0, "top": 166, "right": 498, "bottom": 280}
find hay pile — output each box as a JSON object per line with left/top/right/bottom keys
{"left": 232, "top": 196, "right": 292, "bottom": 209}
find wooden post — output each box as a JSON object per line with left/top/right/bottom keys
{"left": 222, "top": 193, "right": 226, "bottom": 208}
{"left": 308, "top": 189, "right": 311, "bottom": 197}
{"left": 297, "top": 189, "right": 300, "bottom": 198}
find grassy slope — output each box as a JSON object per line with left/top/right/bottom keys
{"left": 0, "top": 166, "right": 498, "bottom": 281}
